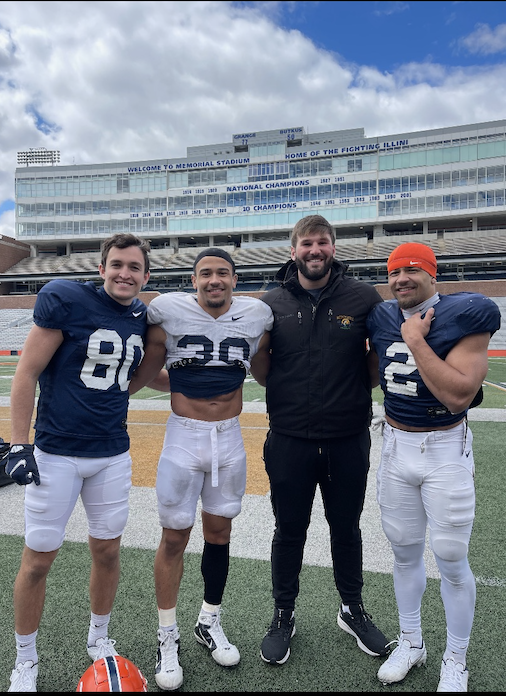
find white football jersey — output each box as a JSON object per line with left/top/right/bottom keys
{"left": 147, "top": 292, "right": 273, "bottom": 371}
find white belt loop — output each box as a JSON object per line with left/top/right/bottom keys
{"left": 462, "top": 416, "right": 469, "bottom": 455}
{"left": 371, "top": 415, "right": 386, "bottom": 435}
{"left": 210, "top": 424, "right": 219, "bottom": 488}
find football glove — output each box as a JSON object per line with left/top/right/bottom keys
{"left": 0, "top": 437, "right": 8, "bottom": 460}
{"left": 6, "top": 444, "right": 40, "bottom": 486}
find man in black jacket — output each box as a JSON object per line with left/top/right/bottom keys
{"left": 250, "top": 214, "right": 390, "bottom": 666}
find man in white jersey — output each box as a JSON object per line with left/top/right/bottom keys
{"left": 367, "top": 242, "right": 501, "bottom": 692}
{"left": 129, "top": 248, "right": 273, "bottom": 691}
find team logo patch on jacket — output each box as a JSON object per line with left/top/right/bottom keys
{"left": 336, "top": 315, "right": 354, "bottom": 329}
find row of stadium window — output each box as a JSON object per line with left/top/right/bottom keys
{"left": 16, "top": 165, "right": 506, "bottom": 204}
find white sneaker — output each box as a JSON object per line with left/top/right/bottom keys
{"left": 8, "top": 660, "right": 38, "bottom": 692}
{"left": 194, "top": 609, "right": 240, "bottom": 667}
{"left": 155, "top": 627, "right": 183, "bottom": 691}
{"left": 87, "top": 637, "right": 118, "bottom": 661}
{"left": 377, "top": 636, "right": 427, "bottom": 685}
{"left": 437, "top": 657, "right": 469, "bottom": 692}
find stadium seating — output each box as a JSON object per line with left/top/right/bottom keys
{"left": 488, "top": 297, "right": 506, "bottom": 350}
{"left": 56, "top": 253, "right": 101, "bottom": 273}
{"left": 1, "top": 297, "right": 506, "bottom": 351}
{"left": 0, "top": 309, "right": 34, "bottom": 351}
{"left": 3, "top": 256, "right": 66, "bottom": 275}
{"left": 234, "top": 246, "right": 290, "bottom": 266}
{"left": 2, "top": 232, "right": 506, "bottom": 279}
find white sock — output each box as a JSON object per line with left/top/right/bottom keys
{"left": 158, "top": 607, "right": 177, "bottom": 630}
{"left": 400, "top": 630, "right": 423, "bottom": 648}
{"left": 87, "top": 612, "right": 110, "bottom": 647}
{"left": 201, "top": 601, "right": 221, "bottom": 615}
{"left": 443, "top": 649, "right": 467, "bottom": 667}
{"left": 15, "top": 630, "right": 38, "bottom": 667}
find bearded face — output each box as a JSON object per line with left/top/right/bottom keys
{"left": 292, "top": 232, "right": 335, "bottom": 284}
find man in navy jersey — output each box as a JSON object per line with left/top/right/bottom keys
{"left": 6, "top": 233, "right": 151, "bottom": 693}
{"left": 368, "top": 242, "right": 501, "bottom": 692}
{"left": 129, "top": 248, "right": 273, "bottom": 691}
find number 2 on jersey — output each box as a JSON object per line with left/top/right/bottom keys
{"left": 384, "top": 341, "right": 418, "bottom": 397}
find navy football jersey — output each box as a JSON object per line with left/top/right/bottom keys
{"left": 33, "top": 280, "right": 147, "bottom": 456}
{"left": 367, "top": 292, "right": 501, "bottom": 428}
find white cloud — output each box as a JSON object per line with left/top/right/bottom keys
{"left": 372, "top": 1, "right": 409, "bottom": 17}
{"left": 1, "top": 1, "right": 506, "bottom": 238}
{"left": 458, "top": 22, "right": 506, "bottom": 56}
{"left": 0, "top": 209, "right": 15, "bottom": 238}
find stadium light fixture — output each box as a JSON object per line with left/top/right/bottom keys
{"left": 17, "top": 148, "right": 61, "bottom": 166}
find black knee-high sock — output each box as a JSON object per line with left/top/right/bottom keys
{"left": 201, "top": 541, "right": 230, "bottom": 606}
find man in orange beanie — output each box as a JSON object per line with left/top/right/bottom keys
{"left": 367, "top": 241, "right": 500, "bottom": 692}
{"left": 387, "top": 242, "right": 437, "bottom": 280}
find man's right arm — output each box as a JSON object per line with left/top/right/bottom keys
{"left": 250, "top": 332, "right": 271, "bottom": 387}
{"left": 366, "top": 344, "right": 380, "bottom": 389}
{"left": 7, "top": 325, "right": 63, "bottom": 486}
{"left": 129, "top": 324, "right": 169, "bottom": 395}
{"left": 10, "top": 325, "right": 63, "bottom": 443}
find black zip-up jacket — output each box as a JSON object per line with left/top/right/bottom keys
{"left": 261, "top": 259, "right": 383, "bottom": 439}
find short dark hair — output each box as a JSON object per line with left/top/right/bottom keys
{"left": 101, "top": 234, "right": 151, "bottom": 273}
{"left": 291, "top": 215, "right": 335, "bottom": 247}
{"left": 192, "top": 247, "right": 236, "bottom": 274}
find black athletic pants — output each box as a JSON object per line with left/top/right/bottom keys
{"left": 263, "top": 428, "right": 371, "bottom": 610}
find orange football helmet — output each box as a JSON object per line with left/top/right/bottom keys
{"left": 76, "top": 655, "right": 148, "bottom": 692}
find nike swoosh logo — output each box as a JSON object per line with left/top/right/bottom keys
{"left": 409, "top": 261, "right": 419, "bottom": 265}
{"left": 231, "top": 316, "right": 243, "bottom": 321}
{"left": 132, "top": 311, "right": 143, "bottom": 317}
{"left": 10, "top": 460, "right": 26, "bottom": 474}
{"left": 197, "top": 629, "right": 214, "bottom": 648}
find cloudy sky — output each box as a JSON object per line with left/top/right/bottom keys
{"left": 1, "top": 0, "right": 506, "bottom": 237}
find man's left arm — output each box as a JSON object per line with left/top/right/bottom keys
{"left": 402, "top": 308, "right": 490, "bottom": 414}
{"left": 129, "top": 324, "right": 169, "bottom": 394}
{"left": 250, "top": 332, "right": 271, "bottom": 387}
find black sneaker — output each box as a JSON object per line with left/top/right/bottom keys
{"left": 260, "top": 608, "right": 296, "bottom": 665}
{"left": 337, "top": 604, "right": 389, "bottom": 657}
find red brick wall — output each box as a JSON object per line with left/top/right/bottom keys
{"left": 374, "top": 279, "right": 506, "bottom": 300}
{"left": 0, "top": 236, "right": 31, "bottom": 296}
{"left": 0, "top": 295, "right": 37, "bottom": 309}
{"left": 0, "top": 236, "right": 30, "bottom": 272}
{"left": 0, "top": 291, "right": 160, "bottom": 309}
{"left": 237, "top": 280, "right": 506, "bottom": 301}
{"left": 1, "top": 280, "right": 506, "bottom": 311}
